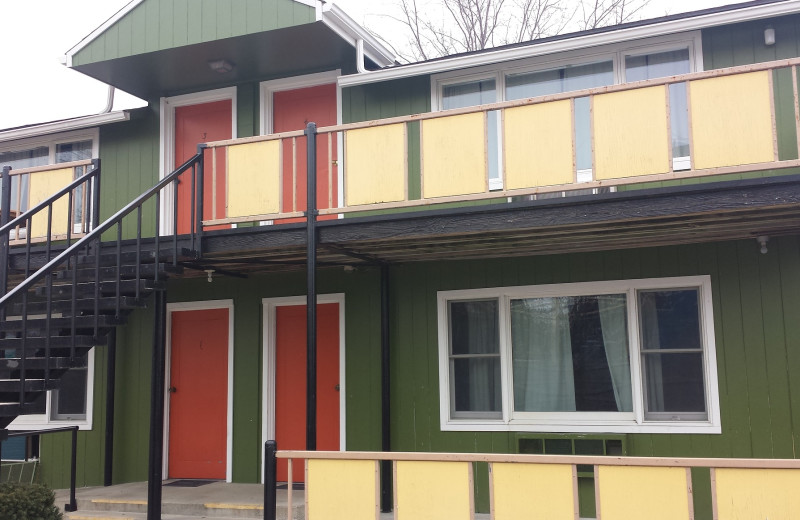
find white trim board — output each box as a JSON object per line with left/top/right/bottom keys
{"left": 0, "top": 112, "right": 129, "bottom": 144}
{"left": 163, "top": 299, "right": 235, "bottom": 483}
{"left": 159, "top": 87, "right": 237, "bottom": 235}
{"left": 338, "top": 0, "right": 800, "bottom": 87}
{"left": 260, "top": 294, "right": 347, "bottom": 483}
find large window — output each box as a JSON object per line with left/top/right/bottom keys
{"left": 433, "top": 34, "right": 701, "bottom": 187}
{"left": 437, "top": 276, "right": 720, "bottom": 433}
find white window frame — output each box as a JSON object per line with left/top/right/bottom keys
{"left": 431, "top": 32, "right": 703, "bottom": 189}
{"left": 7, "top": 349, "right": 96, "bottom": 431}
{"left": 437, "top": 275, "right": 721, "bottom": 434}
{"left": 0, "top": 128, "right": 99, "bottom": 165}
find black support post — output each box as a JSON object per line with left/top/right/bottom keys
{"left": 65, "top": 427, "right": 78, "bottom": 512}
{"left": 195, "top": 145, "right": 206, "bottom": 257}
{"left": 305, "top": 122, "right": 318, "bottom": 451}
{"left": 104, "top": 329, "right": 117, "bottom": 487}
{"left": 264, "top": 440, "right": 277, "bottom": 520}
{"left": 147, "top": 291, "right": 168, "bottom": 520}
{"left": 380, "top": 264, "right": 392, "bottom": 512}
{"left": 0, "top": 167, "right": 12, "bottom": 310}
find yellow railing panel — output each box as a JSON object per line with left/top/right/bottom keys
{"left": 307, "top": 459, "right": 378, "bottom": 520}
{"left": 594, "top": 86, "right": 671, "bottom": 180}
{"left": 504, "top": 100, "right": 574, "bottom": 189}
{"left": 690, "top": 71, "right": 775, "bottom": 169}
{"left": 28, "top": 167, "right": 73, "bottom": 239}
{"left": 345, "top": 124, "right": 406, "bottom": 206}
{"left": 714, "top": 468, "right": 800, "bottom": 519}
{"left": 395, "top": 461, "right": 472, "bottom": 520}
{"left": 226, "top": 140, "right": 281, "bottom": 218}
{"left": 597, "top": 466, "right": 691, "bottom": 520}
{"left": 422, "top": 112, "right": 486, "bottom": 199}
{"left": 492, "top": 463, "right": 576, "bottom": 519}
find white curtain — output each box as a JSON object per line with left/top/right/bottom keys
{"left": 598, "top": 295, "right": 632, "bottom": 412}
{"left": 465, "top": 303, "right": 497, "bottom": 411}
{"left": 639, "top": 292, "right": 664, "bottom": 411}
{"left": 512, "top": 298, "right": 575, "bottom": 412}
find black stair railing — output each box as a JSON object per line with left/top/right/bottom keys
{"left": 0, "top": 147, "right": 205, "bottom": 422}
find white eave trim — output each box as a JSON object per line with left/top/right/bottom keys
{"left": 321, "top": 3, "right": 396, "bottom": 68}
{"left": 0, "top": 111, "right": 130, "bottom": 144}
{"left": 64, "top": 0, "right": 145, "bottom": 68}
{"left": 339, "top": 0, "right": 800, "bottom": 87}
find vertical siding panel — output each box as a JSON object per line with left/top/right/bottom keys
{"left": 736, "top": 241, "right": 773, "bottom": 457}
{"left": 263, "top": 0, "right": 279, "bottom": 31}
{"left": 391, "top": 265, "right": 416, "bottom": 453}
{"left": 230, "top": 0, "right": 247, "bottom": 37}
{"left": 216, "top": 0, "right": 233, "bottom": 39}
{"left": 103, "top": 25, "right": 120, "bottom": 63}
{"left": 276, "top": 0, "right": 293, "bottom": 29}
{"left": 144, "top": 0, "right": 160, "bottom": 54}
{"left": 759, "top": 239, "right": 795, "bottom": 458}
{"left": 716, "top": 242, "right": 753, "bottom": 457}
{"left": 172, "top": 0, "right": 189, "bottom": 48}
{"left": 246, "top": 0, "right": 263, "bottom": 34}
{"left": 200, "top": 0, "right": 217, "bottom": 42}
{"left": 231, "top": 290, "right": 260, "bottom": 482}
{"left": 116, "top": 16, "right": 133, "bottom": 59}
{"left": 779, "top": 236, "right": 800, "bottom": 456}
{"left": 187, "top": 1, "right": 202, "bottom": 45}
{"left": 129, "top": 5, "right": 147, "bottom": 56}
{"left": 158, "top": 0, "right": 174, "bottom": 50}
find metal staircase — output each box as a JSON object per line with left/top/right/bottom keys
{"left": 0, "top": 148, "right": 206, "bottom": 429}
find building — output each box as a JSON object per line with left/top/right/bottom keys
{"left": 2, "top": 0, "right": 800, "bottom": 517}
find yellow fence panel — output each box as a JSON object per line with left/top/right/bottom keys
{"left": 28, "top": 167, "right": 74, "bottom": 239}
{"left": 422, "top": 112, "right": 486, "bottom": 199}
{"left": 491, "top": 463, "right": 577, "bottom": 520}
{"left": 596, "top": 466, "right": 692, "bottom": 520}
{"left": 345, "top": 124, "right": 407, "bottom": 206}
{"left": 594, "top": 86, "right": 671, "bottom": 180}
{"left": 690, "top": 71, "right": 775, "bottom": 169}
{"left": 395, "top": 461, "right": 472, "bottom": 520}
{"left": 226, "top": 140, "right": 281, "bottom": 218}
{"left": 714, "top": 468, "right": 800, "bottom": 519}
{"left": 504, "top": 100, "right": 574, "bottom": 189}
{"left": 306, "top": 459, "right": 378, "bottom": 520}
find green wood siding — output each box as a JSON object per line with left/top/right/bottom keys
{"left": 72, "top": 0, "right": 315, "bottom": 67}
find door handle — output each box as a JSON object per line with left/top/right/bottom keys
{"left": 335, "top": 384, "right": 340, "bottom": 392}
{"left": 168, "top": 386, "right": 177, "bottom": 393}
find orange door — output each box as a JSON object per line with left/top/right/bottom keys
{"left": 174, "top": 100, "right": 232, "bottom": 233}
{"left": 275, "top": 303, "right": 340, "bottom": 482}
{"left": 168, "top": 308, "right": 229, "bottom": 479}
{"left": 273, "top": 84, "right": 338, "bottom": 222}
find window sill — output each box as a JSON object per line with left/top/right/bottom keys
{"left": 7, "top": 418, "right": 92, "bottom": 431}
{"left": 441, "top": 418, "right": 720, "bottom": 435}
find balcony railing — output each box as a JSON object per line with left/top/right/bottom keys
{"left": 0, "top": 160, "right": 96, "bottom": 245}
{"left": 266, "top": 449, "right": 800, "bottom": 520}
{"left": 203, "top": 57, "right": 800, "bottom": 227}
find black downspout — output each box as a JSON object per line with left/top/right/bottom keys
{"left": 146, "top": 290, "right": 168, "bottom": 520}
{"left": 305, "top": 122, "right": 318, "bottom": 451}
{"left": 380, "top": 264, "right": 392, "bottom": 512}
{"left": 104, "top": 328, "right": 117, "bottom": 486}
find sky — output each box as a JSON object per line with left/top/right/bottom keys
{"left": 0, "top": 0, "right": 746, "bottom": 130}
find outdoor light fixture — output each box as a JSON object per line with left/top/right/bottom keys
{"left": 208, "top": 59, "right": 235, "bottom": 73}
{"left": 757, "top": 235, "right": 769, "bottom": 254}
{"left": 765, "top": 26, "right": 776, "bottom": 46}
{"left": 205, "top": 269, "right": 215, "bottom": 283}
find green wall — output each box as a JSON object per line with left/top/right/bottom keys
{"left": 73, "top": 0, "right": 315, "bottom": 67}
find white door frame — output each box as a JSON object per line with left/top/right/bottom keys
{"left": 260, "top": 293, "right": 346, "bottom": 482}
{"left": 163, "top": 299, "right": 235, "bottom": 482}
{"left": 159, "top": 87, "right": 238, "bottom": 235}
{"left": 260, "top": 71, "right": 344, "bottom": 209}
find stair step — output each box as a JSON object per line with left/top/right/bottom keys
{"left": 11, "top": 296, "right": 147, "bottom": 316}
{"left": 54, "top": 263, "right": 183, "bottom": 282}
{"left": 75, "top": 248, "right": 196, "bottom": 268}
{"left": 0, "top": 378, "right": 47, "bottom": 392}
{"left": 0, "top": 335, "right": 109, "bottom": 349}
{"left": 34, "top": 279, "right": 165, "bottom": 299}
{"left": 0, "top": 315, "right": 125, "bottom": 333}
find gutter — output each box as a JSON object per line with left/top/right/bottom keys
{"left": 339, "top": 0, "right": 800, "bottom": 87}
{"left": 0, "top": 111, "right": 130, "bottom": 144}
{"left": 321, "top": 3, "right": 396, "bottom": 69}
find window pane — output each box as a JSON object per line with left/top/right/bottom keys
{"left": 0, "top": 146, "right": 48, "bottom": 170}
{"left": 453, "top": 357, "right": 502, "bottom": 413}
{"left": 506, "top": 60, "right": 613, "bottom": 100}
{"left": 669, "top": 82, "right": 690, "bottom": 161}
{"left": 625, "top": 48, "right": 690, "bottom": 82}
{"left": 56, "top": 140, "right": 93, "bottom": 163}
{"left": 574, "top": 97, "right": 592, "bottom": 171}
{"left": 450, "top": 300, "right": 499, "bottom": 355}
{"left": 643, "top": 352, "right": 706, "bottom": 416}
{"left": 51, "top": 366, "right": 87, "bottom": 420}
{"left": 510, "top": 294, "right": 631, "bottom": 412}
{"left": 639, "top": 289, "right": 706, "bottom": 419}
{"left": 638, "top": 289, "right": 702, "bottom": 351}
{"left": 442, "top": 79, "right": 500, "bottom": 186}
